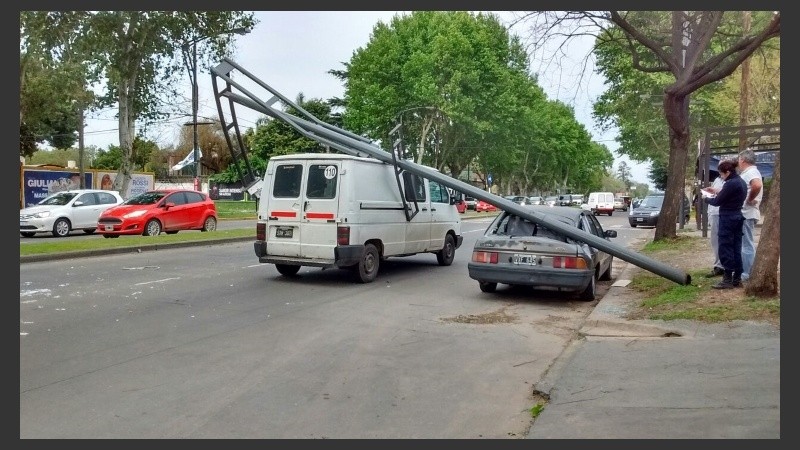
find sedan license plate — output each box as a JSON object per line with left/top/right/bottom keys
{"left": 104, "top": 225, "right": 114, "bottom": 231}
{"left": 512, "top": 254, "right": 537, "bottom": 265}
{"left": 636, "top": 218, "right": 644, "bottom": 222}
{"left": 276, "top": 227, "right": 293, "bottom": 238}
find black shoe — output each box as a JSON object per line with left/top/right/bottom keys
{"left": 705, "top": 267, "right": 724, "bottom": 278}
{"left": 712, "top": 279, "right": 735, "bottom": 289}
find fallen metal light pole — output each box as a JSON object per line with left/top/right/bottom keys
{"left": 211, "top": 57, "right": 691, "bottom": 286}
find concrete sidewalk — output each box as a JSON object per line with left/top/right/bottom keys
{"left": 527, "top": 224, "right": 781, "bottom": 439}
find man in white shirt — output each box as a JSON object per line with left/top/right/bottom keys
{"left": 737, "top": 149, "right": 763, "bottom": 281}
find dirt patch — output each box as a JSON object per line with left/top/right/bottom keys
{"left": 441, "top": 305, "right": 519, "bottom": 324}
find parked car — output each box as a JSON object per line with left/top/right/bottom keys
{"left": 20, "top": 189, "right": 124, "bottom": 238}
{"left": 613, "top": 198, "right": 626, "bottom": 211}
{"left": 544, "top": 196, "right": 558, "bottom": 207}
{"left": 475, "top": 200, "right": 498, "bottom": 213}
{"left": 628, "top": 193, "right": 691, "bottom": 227}
{"left": 463, "top": 196, "right": 477, "bottom": 211}
{"left": 528, "top": 196, "right": 544, "bottom": 205}
{"left": 97, "top": 189, "right": 218, "bottom": 237}
{"left": 504, "top": 196, "right": 531, "bottom": 206}
{"left": 454, "top": 198, "right": 467, "bottom": 214}
{"left": 467, "top": 205, "right": 617, "bottom": 300}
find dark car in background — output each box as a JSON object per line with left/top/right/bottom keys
{"left": 628, "top": 193, "right": 691, "bottom": 227}
{"left": 468, "top": 205, "right": 617, "bottom": 300}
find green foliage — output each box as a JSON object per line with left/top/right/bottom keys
{"left": 591, "top": 11, "right": 779, "bottom": 192}
{"left": 337, "top": 11, "right": 606, "bottom": 195}
{"left": 530, "top": 403, "right": 545, "bottom": 418}
{"left": 91, "top": 137, "right": 158, "bottom": 171}
{"left": 214, "top": 201, "right": 257, "bottom": 219}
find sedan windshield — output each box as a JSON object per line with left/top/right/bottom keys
{"left": 124, "top": 192, "right": 167, "bottom": 205}
{"left": 38, "top": 192, "right": 78, "bottom": 206}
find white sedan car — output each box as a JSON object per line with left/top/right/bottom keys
{"left": 20, "top": 189, "right": 124, "bottom": 237}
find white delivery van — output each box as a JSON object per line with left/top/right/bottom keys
{"left": 585, "top": 192, "right": 615, "bottom": 216}
{"left": 253, "top": 153, "right": 463, "bottom": 283}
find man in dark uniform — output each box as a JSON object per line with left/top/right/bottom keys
{"left": 703, "top": 159, "right": 748, "bottom": 289}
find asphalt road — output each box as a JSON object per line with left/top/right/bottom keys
{"left": 20, "top": 213, "right": 647, "bottom": 438}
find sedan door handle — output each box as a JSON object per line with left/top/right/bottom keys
{"left": 422, "top": 207, "right": 428, "bottom": 211}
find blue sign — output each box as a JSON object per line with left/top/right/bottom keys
{"left": 21, "top": 169, "right": 93, "bottom": 208}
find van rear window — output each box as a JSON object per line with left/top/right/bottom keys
{"left": 274, "top": 164, "right": 302, "bottom": 198}
{"left": 307, "top": 164, "right": 338, "bottom": 199}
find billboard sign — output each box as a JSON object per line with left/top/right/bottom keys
{"left": 21, "top": 169, "right": 93, "bottom": 208}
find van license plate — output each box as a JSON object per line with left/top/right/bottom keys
{"left": 636, "top": 218, "right": 643, "bottom": 222}
{"left": 276, "top": 227, "right": 293, "bottom": 238}
{"left": 512, "top": 254, "right": 537, "bottom": 265}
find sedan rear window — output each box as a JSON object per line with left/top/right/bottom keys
{"left": 494, "top": 214, "right": 568, "bottom": 242}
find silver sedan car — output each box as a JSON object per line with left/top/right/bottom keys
{"left": 467, "top": 205, "right": 617, "bottom": 300}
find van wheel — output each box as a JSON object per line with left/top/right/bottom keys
{"left": 355, "top": 243, "right": 380, "bottom": 283}
{"left": 608, "top": 211, "right": 613, "bottom": 216}
{"left": 479, "top": 281, "right": 497, "bottom": 293}
{"left": 579, "top": 274, "right": 596, "bottom": 301}
{"left": 436, "top": 234, "right": 456, "bottom": 266}
{"left": 275, "top": 264, "right": 300, "bottom": 276}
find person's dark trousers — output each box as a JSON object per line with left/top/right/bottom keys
{"left": 715, "top": 213, "right": 745, "bottom": 288}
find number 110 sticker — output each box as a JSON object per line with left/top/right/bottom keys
{"left": 324, "top": 165, "right": 337, "bottom": 179}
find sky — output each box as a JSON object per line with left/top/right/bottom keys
{"left": 81, "top": 11, "right": 651, "bottom": 186}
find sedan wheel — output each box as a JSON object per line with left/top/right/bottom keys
{"left": 479, "top": 281, "right": 497, "bottom": 293}
{"left": 52, "top": 218, "right": 71, "bottom": 237}
{"left": 579, "top": 274, "right": 596, "bottom": 301}
{"left": 202, "top": 216, "right": 217, "bottom": 232}
{"left": 143, "top": 219, "right": 162, "bottom": 236}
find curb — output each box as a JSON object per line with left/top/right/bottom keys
{"left": 579, "top": 260, "right": 691, "bottom": 338}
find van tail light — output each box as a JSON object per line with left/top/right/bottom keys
{"left": 552, "top": 256, "right": 588, "bottom": 269}
{"left": 256, "top": 222, "right": 266, "bottom": 241}
{"left": 472, "top": 251, "right": 499, "bottom": 264}
{"left": 337, "top": 226, "right": 350, "bottom": 245}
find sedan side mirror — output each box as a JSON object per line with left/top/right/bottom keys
{"left": 604, "top": 230, "right": 618, "bottom": 238}
{"left": 164, "top": 202, "right": 176, "bottom": 209}
{"left": 72, "top": 201, "right": 84, "bottom": 207}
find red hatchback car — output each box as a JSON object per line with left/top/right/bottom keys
{"left": 97, "top": 189, "right": 217, "bottom": 238}
{"left": 475, "top": 200, "right": 498, "bottom": 213}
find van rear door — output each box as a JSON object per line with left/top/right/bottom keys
{"left": 266, "top": 160, "right": 341, "bottom": 259}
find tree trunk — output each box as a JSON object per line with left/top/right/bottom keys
{"left": 745, "top": 153, "right": 780, "bottom": 297}
{"left": 654, "top": 92, "right": 690, "bottom": 241}
{"left": 738, "top": 11, "right": 752, "bottom": 150}
{"left": 114, "top": 75, "right": 135, "bottom": 197}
